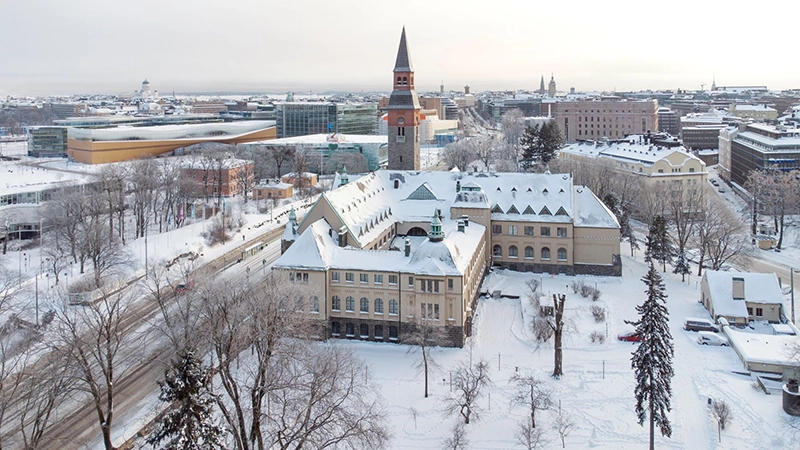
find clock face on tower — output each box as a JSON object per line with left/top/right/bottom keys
{"left": 398, "top": 117, "right": 405, "bottom": 125}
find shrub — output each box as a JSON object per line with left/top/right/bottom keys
{"left": 590, "top": 305, "right": 606, "bottom": 322}
{"left": 589, "top": 331, "right": 605, "bottom": 344}
{"left": 591, "top": 288, "right": 601, "bottom": 302}
{"left": 533, "top": 317, "right": 554, "bottom": 343}
{"left": 570, "top": 281, "right": 582, "bottom": 294}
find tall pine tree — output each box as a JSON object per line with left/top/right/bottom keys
{"left": 672, "top": 251, "right": 691, "bottom": 282}
{"left": 628, "top": 263, "right": 674, "bottom": 450}
{"left": 644, "top": 216, "right": 671, "bottom": 272}
{"left": 519, "top": 122, "right": 564, "bottom": 170}
{"left": 147, "top": 350, "right": 226, "bottom": 450}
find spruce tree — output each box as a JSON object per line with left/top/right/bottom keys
{"left": 519, "top": 125, "right": 541, "bottom": 170}
{"left": 628, "top": 263, "right": 674, "bottom": 450}
{"left": 147, "top": 350, "right": 226, "bottom": 450}
{"left": 672, "top": 251, "right": 691, "bottom": 282}
{"left": 645, "top": 216, "right": 671, "bottom": 272}
{"left": 519, "top": 122, "right": 564, "bottom": 169}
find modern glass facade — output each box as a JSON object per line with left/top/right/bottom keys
{"left": 276, "top": 103, "right": 377, "bottom": 138}
{"left": 28, "top": 127, "right": 68, "bottom": 157}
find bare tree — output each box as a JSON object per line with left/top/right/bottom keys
{"left": 268, "top": 146, "right": 296, "bottom": 178}
{"left": 476, "top": 136, "right": 500, "bottom": 172}
{"left": 406, "top": 317, "right": 445, "bottom": 398}
{"left": 18, "top": 351, "right": 76, "bottom": 450}
{"left": 501, "top": 108, "right": 525, "bottom": 158}
{"left": 552, "top": 407, "right": 574, "bottom": 448}
{"left": 695, "top": 196, "right": 752, "bottom": 275}
{"left": 515, "top": 420, "right": 547, "bottom": 450}
{"left": 330, "top": 151, "right": 368, "bottom": 175}
{"left": 54, "top": 285, "right": 138, "bottom": 450}
{"left": 98, "top": 164, "right": 128, "bottom": 244}
{"left": 442, "top": 140, "right": 476, "bottom": 172}
{"left": 667, "top": 182, "right": 704, "bottom": 260}
{"left": 441, "top": 422, "right": 468, "bottom": 450}
{"left": 233, "top": 161, "right": 255, "bottom": 203}
{"left": 711, "top": 399, "right": 732, "bottom": 431}
{"left": 746, "top": 168, "right": 800, "bottom": 249}
{"left": 510, "top": 373, "right": 552, "bottom": 429}
{"left": 443, "top": 359, "right": 491, "bottom": 424}
{"left": 549, "top": 294, "right": 567, "bottom": 378}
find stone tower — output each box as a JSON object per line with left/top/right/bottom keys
{"left": 387, "top": 27, "right": 421, "bottom": 171}
{"left": 548, "top": 73, "right": 557, "bottom": 98}
{"left": 539, "top": 75, "right": 545, "bottom": 95}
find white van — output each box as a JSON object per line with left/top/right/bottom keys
{"left": 684, "top": 317, "right": 719, "bottom": 332}
{"left": 697, "top": 331, "right": 729, "bottom": 346}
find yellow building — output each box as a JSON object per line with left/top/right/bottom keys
{"left": 67, "top": 121, "right": 276, "bottom": 164}
{"left": 274, "top": 170, "right": 620, "bottom": 347}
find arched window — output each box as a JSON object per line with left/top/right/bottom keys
{"left": 509, "top": 245, "right": 518, "bottom": 258}
{"left": 493, "top": 245, "right": 502, "bottom": 257}
{"left": 389, "top": 299, "right": 399, "bottom": 315}
{"left": 396, "top": 76, "right": 402, "bottom": 85}
{"left": 345, "top": 296, "right": 355, "bottom": 312}
{"left": 525, "top": 246, "right": 534, "bottom": 259}
{"left": 331, "top": 295, "right": 341, "bottom": 311}
{"left": 375, "top": 298, "right": 384, "bottom": 314}
{"left": 360, "top": 297, "right": 369, "bottom": 313}
{"left": 541, "top": 247, "right": 551, "bottom": 260}
{"left": 310, "top": 296, "right": 319, "bottom": 313}
{"left": 402, "top": 76, "right": 408, "bottom": 85}
{"left": 558, "top": 247, "right": 567, "bottom": 261}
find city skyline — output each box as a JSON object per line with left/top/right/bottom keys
{"left": 1, "top": 0, "right": 798, "bottom": 97}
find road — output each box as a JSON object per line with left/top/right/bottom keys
{"left": 6, "top": 227, "right": 285, "bottom": 450}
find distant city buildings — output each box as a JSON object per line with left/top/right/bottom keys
{"left": 548, "top": 98, "right": 658, "bottom": 143}
{"left": 275, "top": 102, "right": 377, "bottom": 138}
{"left": 657, "top": 107, "right": 679, "bottom": 135}
{"left": 727, "top": 122, "right": 800, "bottom": 186}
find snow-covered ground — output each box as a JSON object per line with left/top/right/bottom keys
{"left": 338, "top": 244, "right": 800, "bottom": 449}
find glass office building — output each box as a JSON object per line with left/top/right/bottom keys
{"left": 275, "top": 102, "right": 377, "bottom": 138}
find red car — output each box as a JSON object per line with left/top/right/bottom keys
{"left": 617, "top": 331, "right": 642, "bottom": 342}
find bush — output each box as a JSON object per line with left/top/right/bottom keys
{"left": 570, "top": 281, "right": 582, "bottom": 294}
{"left": 591, "top": 288, "right": 601, "bottom": 302}
{"left": 570, "top": 281, "right": 601, "bottom": 301}
{"left": 532, "top": 317, "right": 554, "bottom": 343}
{"left": 589, "top": 331, "right": 605, "bottom": 344}
{"left": 590, "top": 305, "right": 606, "bottom": 322}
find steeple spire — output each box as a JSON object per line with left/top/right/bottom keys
{"left": 394, "top": 27, "right": 414, "bottom": 72}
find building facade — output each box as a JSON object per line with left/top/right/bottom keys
{"left": 275, "top": 102, "right": 378, "bottom": 138}
{"left": 657, "top": 107, "right": 680, "bottom": 135}
{"left": 387, "top": 28, "right": 421, "bottom": 170}
{"left": 729, "top": 122, "right": 800, "bottom": 186}
{"left": 549, "top": 99, "right": 658, "bottom": 143}
{"left": 27, "top": 127, "right": 68, "bottom": 157}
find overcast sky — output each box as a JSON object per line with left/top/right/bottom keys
{"left": 1, "top": 0, "right": 798, "bottom": 97}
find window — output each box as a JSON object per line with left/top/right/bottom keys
{"left": 374, "top": 274, "right": 383, "bottom": 284}
{"left": 345, "top": 272, "right": 354, "bottom": 283}
{"left": 331, "top": 296, "right": 341, "bottom": 311}
{"left": 345, "top": 296, "right": 355, "bottom": 312}
{"left": 375, "top": 298, "right": 384, "bottom": 314}
{"left": 448, "top": 279, "right": 454, "bottom": 290}
{"left": 389, "top": 326, "right": 399, "bottom": 340}
{"left": 360, "top": 324, "right": 369, "bottom": 338}
{"left": 389, "top": 275, "right": 398, "bottom": 285}
{"left": 525, "top": 246, "right": 534, "bottom": 259}
{"left": 331, "top": 272, "right": 340, "bottom": 282}
{"left": 540, "top": 227, "right": 551, "bottom": 236}
{"left": 524, "top": 226, "right": 534, "bottom": 236}
{"left": 558, "top": 247, "right": 567, "bottom": 261}
{"left": 493, "top": 245, "right": 502, "bottom": 257}
{"left": 756, "top": 308, "right": 763, "bottom": 317}
{"left": 310, "top": 296, "right": 319, "bottom": 313}
{"left": 374, "top": 325, "right": 384, "bottom": 339}
{"left": 289, "top": 272, "right": 294, "bottom": 282}
{"left": 509, "top": 245, "right": 518, "bottom": 258}
{"left": 331, "top": 322, "right": 341, "bottom": 336}
{"left": 434, "top": 280, "right": 440, "bottom": 293}
{"left": 557, "top": 227, "right": 567, "bottom": 238}
{"left": 508, "top": 225, "right": 518, "bottom": 235}
{"left": 747, "top": 307, "right": 753, "bottom": 316}
{"left": 360, "top": 297, "right": 369, "bottom": 313}
{"left": 421, "top": 303, "right": 440, "bottom": 320}
{"left": 300, "top": 273, "right": 308, "bottom": 283}
{"left": 345, "top": 323, "right": 355, "bottom": 337}
{"left": 408, "top": 276, "right": 414, "bottom": 287}
{"left": 492, "top": 224, "right": 502, "bottom": 235}
{"left": 389, "top": 299, "right": 399, "bottom": 315}
{"left": 360, "top": 273, "right": 368, "bottom": 283}
{"left": 542, "top": 247, "right": 551, "bottom": 260}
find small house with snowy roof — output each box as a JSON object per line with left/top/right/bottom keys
{"left": 701, "top": 270, "right": 785, "bottom": 325}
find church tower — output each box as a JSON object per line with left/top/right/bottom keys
{"left": 539, "top": 75, "right": 546, "bottom": 95}
{"left": 548, "top": 73, "right": 557, "bottom": 98}
{"left": 388, "top": 27, "right": 421, "bottom": 171}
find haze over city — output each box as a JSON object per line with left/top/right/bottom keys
{"left": 2, "top": 0, "right": 798, "bottom": 96}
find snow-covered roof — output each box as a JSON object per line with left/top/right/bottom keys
{"left": 560, "top": 138, "right": 702, "bottom": 168}
{"left": 274, "top": 217, "right": 485, "bottom": 276}
{"left": 0, "top": 160, "right": 93, "bottom": 197}
{"left": 251, "top": 133, "right": 388, "bottom": 146}
{"left": 705, "top": 271, "right": 783, "bottom": 319}
{"left": 725, "top": 328, "right": 800, "bottom": 368}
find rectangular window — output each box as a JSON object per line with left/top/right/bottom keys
{"left": 374, "top": 325, "right": 384, "bottom": 339}
{"left": 374, "top": 274, "right": 383, "bottom": 284}
{"left": 331, "top": 271, "right": 340, "bottom": 282}
{"left": 557, "top": 227, "right": 567, "bottom": 238}
{"left": 434, "top": 280, "right": 440, "bottom": 293}
{"left": 524, "top": 226, "right": 534, "bottom": 236}
{"left": 359, "top": 273, "right": 368, "bottom": 283}
{"left": 508, "top": 225, "right": 518, "bottom": 235}
{"left": 540, "top": 227, "right": 551, "bottom": 237}
{"left": 756, "top": 308, "right": 763, "bottom": 317}
{"left": 434, "top": 304, "right": 440, "bottom": 320}
{"left": 492, "top": 224, "right": 502, "bottom": 235}
{"left": 421, "top": 303, "right": 426, "bottom": 319}
{"left": 302, "top": 273, "right": 308, "bottom": 283}
{"left": 420, "top": 280, "right": 426, "bottom": 292}
{"left": 345, "top": 272, "right": 353, "bottom": 283}
{"left": 747, "top": 307, "right": 753, "bottom": 316}
{"left": 389, "top": 275, "right": 398, "bottom": 285}
{"left": 289, "top": 272, "right": 295, "bottom": 282}
{"left": 448, "top": 278, "right": 454, "bottom": 290}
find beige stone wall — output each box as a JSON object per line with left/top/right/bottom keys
{"left": 572, "top": 227, "right": 620, "bottom": 265}
{"left": 490, "top": 220, "right": 574, "bottom": 266}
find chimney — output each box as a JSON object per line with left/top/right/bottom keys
{"left": 461, "top": 214, "right": 469, "bottom": 227}
{"left": 732, "top": 277, "right": 745, "bottom": 300}
{"left": 338, "top": 226, "right": 348, "bottom": 248}
{"left": 456, "top": 180, "right": 461, "bottom": 192}
{"left": 457, "top": 220, "right": 465, "bottom": 233}
{"left": 404, "top": 238, "right": 411, "bottom": 257}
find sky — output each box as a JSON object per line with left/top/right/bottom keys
{"left": 1, "top": 0, "right": 798, "bottom": 97}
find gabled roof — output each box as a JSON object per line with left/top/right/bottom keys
{"left": 407, "top": 182, "right": 438, "bottom": 200}
{"left": 704, "top": 271, "right": 783, "bottom": 319}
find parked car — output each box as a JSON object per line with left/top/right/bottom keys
{"left": 617, "top": 331, "right": 642, "bottom": 342}
{"left": 697, "top": 331, "right": 729, "bottom": 346}
{"left": 175, "top": 281, "right": 193, "bottom": 295}
{"left": 684, "top": 317, "right": 719, "bottom": 333}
